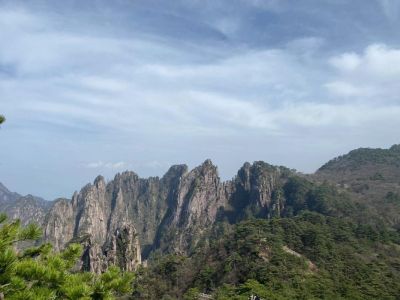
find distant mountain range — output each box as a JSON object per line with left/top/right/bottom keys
{"left": 0, "top": 182, "right": 52, "bottom": 226}
{"left": 1, "top": 144, "right": 400, "bottom": 275}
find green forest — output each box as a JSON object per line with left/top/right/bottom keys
{"left": 133, "top": 177, "right": 400, "bottom": 299}
{"left": 2, "top": 173, "right": 400, "bottom": 299}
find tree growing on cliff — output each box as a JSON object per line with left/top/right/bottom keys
{"left": 0, "top": 213, "right": 134, "bottom": 299}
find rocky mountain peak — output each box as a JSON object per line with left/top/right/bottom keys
{"left": 0, "top": 182, "right": 11, "bottom": 193}
{"left": 0, "top": 182, "right": 20, "bottom": 204}
{"left": 114, "top": 171, "right": 139, "bottom": 181}
{"left": 164, "top": 164, "right": 188, "bottom": 177}
{"left": 94, "top": 175, "right": 106, "bottom": 189}
{"left": 201, "top": 158, "right": 214, "bottom": 167}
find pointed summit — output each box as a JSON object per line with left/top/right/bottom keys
{"left": 94, "top": 175, "right": 105, "bottom": 189}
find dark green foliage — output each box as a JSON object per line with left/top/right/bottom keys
{"left": 385, "top": 192, "right": 400, "bottom": 204}
{"left": 0, "top": 213, "right": 134, "bottom": 299}
{"left": 135, "top": 212, "right": 400, "bottom": 299}
{"left": 320, "top": 145, "right": 400, "bottom": 170}
{"left": 283, "top": 177, "right": 312, "bottom": 214}
{"left": 282, "top": 176, "right": 355, "bottom": 217}
{"left": 370, "top": 172, "right": 384, "bottom": 181}
{"left": 0, "top": 115, "right": 5, "bottom": 125}
{"left": 133, "top": 254, "right": 195, "bottom": 299}
{"left": 319, "top": 145, "right": 400, "bottom": 171}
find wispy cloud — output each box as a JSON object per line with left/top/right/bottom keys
{"left": 0, "top": 0, "right": 399, "bottom": 199}
{"left": 85, "top": 161, "right": 126, "bottom": 170}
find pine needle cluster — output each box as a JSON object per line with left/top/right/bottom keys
{"left": 0, "top": 213, "right": 134, "bottom": 300}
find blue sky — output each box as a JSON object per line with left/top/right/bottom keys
{"left": 1, "top": 0, "right": 400, "bottom": 199}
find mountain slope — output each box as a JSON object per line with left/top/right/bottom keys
{"left": 314, "top": 144, "right": 400, "bottom": 227}
{"left": 0, "top": 182, "right": 52, "bottom": 226}
{"left": 135, "top": 212, "right": 400, "bottom": 299}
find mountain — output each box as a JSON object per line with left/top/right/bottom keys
{"left": 42, "top": 160, "right": 293, "bottom": 272}
{"left": 40, "top": 150, "right": 387, "bottom": 274}
{"left": 0, "top": 182, "right": 20, "bottom": 203}
{"left": 314, "top": 144, "right": 400, "bottom": 227}
{"left": 2, "top": 144, "right": 400, "bottom": 298}
{"left": 0, "top": 182, "right": 52, "bottom": 226}
{"left": 132, "top": 145, "right": 400, "bottom": 299}
{"left": 316, "top": 144, "right": 400, "bottom": 187}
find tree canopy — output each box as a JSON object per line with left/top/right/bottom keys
{"left": 0, "top": 214, "right": 134, "bottom": 300}
{"left": 0, "top": 115, "right": 5, "bottom": 125}
{"left": 134, "top": 212, "right": 400, "bottom": 299}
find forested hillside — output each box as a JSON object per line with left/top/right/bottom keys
{"left": 134, "top": 166, "right": 400, "bottom": 299}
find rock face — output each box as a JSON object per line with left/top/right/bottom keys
{"left": 43, "top": 176, "right": 142, "bottom": 273}
{"left": 155, "top": 160, "right": 290, "bottom": 253}
{"left": 154, "top": 160, "right": 229, "bottom": 253}
{"left": 42, "top": 159, "right": 291, "bottom": 271}
{"left": 230, "top": 161, "right": 287, "bottom": 219}
{"left": 2, "top": 160, "right": 292, "bottom": 272}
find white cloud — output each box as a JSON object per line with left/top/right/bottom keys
{"left": 329, "top": 53, "right": 361, "bottom": 72}
{"left": 329, "top": 44, "right": 400, "bottom": 78}
{"left": 277, "top": 102, "right": 400, "bottom": 127}
{"left": 326, "top": 44, "right": 400, "bottom": 101}
{"left": 363, "top": 44, "right": 400, "bottom": 77}
{"left": 85, "top": 161, "right": 126, "bottom": 169}
{"left": 324, "top": 81, "right": 368, "bottom": 97}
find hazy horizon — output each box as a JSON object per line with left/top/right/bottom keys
{"left": 1, "top": 0, "right": 400, "bottom": 199}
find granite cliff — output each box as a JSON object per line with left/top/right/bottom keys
{"left": 39, "top": 160, "right": 291, "bottom": 272}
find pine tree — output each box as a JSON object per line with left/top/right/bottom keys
{"left": 0, "top": 213, "right": 134, "bottom": 299}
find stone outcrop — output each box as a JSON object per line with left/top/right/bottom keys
{"left": 3, "top": 160, "right": 291, "bottom": 271}
{"left": 78, "top": 222, "right": 141, "bottom": 273}
{"left": 154, "top": 160, "right": 229, "bottom": 253}
{"left": 230, "top": 161, "right": 287, "bottom": 219}
{"left": 43, "top": 176, "right": 142, "bottom": 273}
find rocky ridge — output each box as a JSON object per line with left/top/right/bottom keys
{"left": 3, "top": 144, "right": 399, "bottom": 273}
{"left": 40, "top": 160, "right": 291, "bottom": 272}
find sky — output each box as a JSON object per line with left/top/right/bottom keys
{"left": 1, "top": 0, "right": 400, "bottom": 200}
